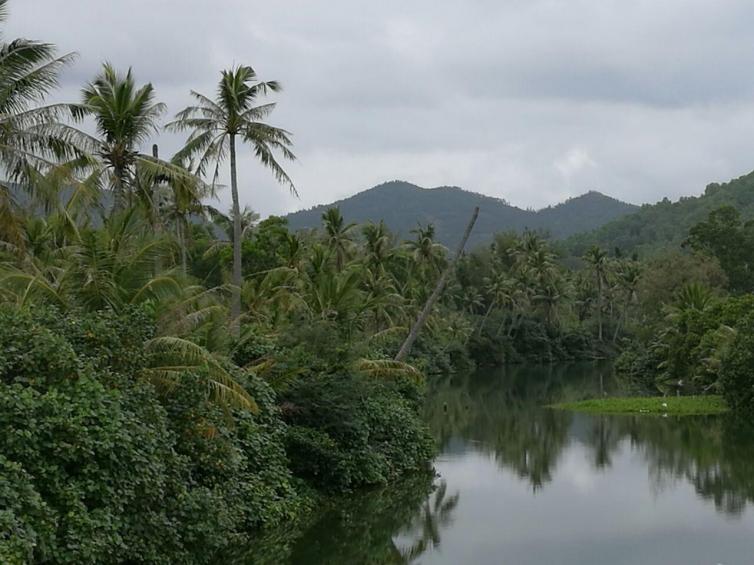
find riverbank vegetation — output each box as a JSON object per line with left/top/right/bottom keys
{"left": 550, "top": 395, "right": 729, "bottom": 416}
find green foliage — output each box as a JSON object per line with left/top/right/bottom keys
{"left": 0, "top": 308, "right": 304, "bottom": 563}
{"left": 635, "top": 250, "right": 727, "bottom": 327}
{"left": 686, "top": 206, "right": 754, "bottom": 293}
{"left": 281, "top": 373, "right": 435, "bottom": 491}
{"left": 565, "top": 170, "right": 754, "bottom": 257}
{"left": 720, "top": 310, "right": 754, "bottom": 415}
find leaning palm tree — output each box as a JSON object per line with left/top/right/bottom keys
{"left": 0, "top": 0, "right": 90, "bottom": 246}
{"left": 168, "top": 65, "right": 296, "bottom": 336}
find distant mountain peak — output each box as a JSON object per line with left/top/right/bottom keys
{"left": 285, "top": 180, "right": 638, "bottom": 247}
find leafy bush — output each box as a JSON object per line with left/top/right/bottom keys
{"left": 281, "top": 373, "right": 435, "bottom": 491}
{"left": 720, "top": 312, "right": 754, "bottom": 415}
{"left": 0, "top": 308, "right": 304, "bottom": 564}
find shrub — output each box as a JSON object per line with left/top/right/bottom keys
{"left": 0, "top": 308, "right": 303, "bottom": 563}
{"left": 720, "top": 313, "right": 754, "bottom": 415}
{"left": 281, "top": 373, "right": 435, "bottom": 491}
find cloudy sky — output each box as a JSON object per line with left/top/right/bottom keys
{"left": 8, "top": 0, "right": 754, "bottom": 216}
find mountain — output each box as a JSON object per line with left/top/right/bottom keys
{"left": 284, "top": 181, "right": 638, "bottom": 248}
{"left": 563, "top": 169, "right": 754, "bottom": 257}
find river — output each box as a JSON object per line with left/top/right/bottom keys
{"left": 249, "top": 363, "right": 754, "bottom": 564}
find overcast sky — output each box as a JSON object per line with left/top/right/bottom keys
{"left": 8, "top": 0, "right": 754, "bottom": 216}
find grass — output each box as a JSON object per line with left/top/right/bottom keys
{"left": 549, "top": 395, "right": 728, "bottom": 416}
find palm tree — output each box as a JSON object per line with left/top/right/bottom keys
{"left": 322, "top": 207, "right": 355, "bottom": 271}
{"left": 79, "top": 64, "right": 194, "bottom": 212}
{"left": 0, "top": 0, "right": 89, "bottom": 246}
{"left": 361, "top": 220, "right": 392, "bottom": 274}
{"left": 612, "top": 260, "right": 641, "bottom": 341}
{"left": 584, "top": 245, "right": 609, "bottom": 341}
{"left": 168, "top": 65, "right": 296, "bottom": 337}
{"left": 406, "top": 224, "right": 446, "bottom": 279}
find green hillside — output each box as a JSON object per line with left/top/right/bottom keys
{"left": 285, "top": 180, "right": 637, "bottom": 247}
{"left": 564, "top": 170, "right": 754, "bottom": 257}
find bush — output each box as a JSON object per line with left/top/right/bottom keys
{"left": 0, "top": 308, "right": 303, "bottom": 564}
{"left": 720, "top": 313, "right": 754, "bottom": 415}
{"left": 281, "top": 373, "right": 435, "bottom": 491}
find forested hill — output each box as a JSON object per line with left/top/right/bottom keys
{"left": 564, "top": 170, "right": 754, "bottom": 257}
{"left": 285, "top": 180, "right": 637, "bottom": 247}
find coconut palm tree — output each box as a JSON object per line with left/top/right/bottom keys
{"left": 361, "top": 220, "right": 392, "bottom": 274}
{"left": 584, "top": 245, "right": 609, "bottom": 341}
{"left": 322, "top": 207, "right": 355, "bottom": 271}
{"left": 78, "top": 64, "right": 197, "bottom": 213}
{"left": 0, "top": 0, "right": 91, "bottom": 247}
{"left": 168, "top": 65, "right": 296, "bottom": 337}
{"left": 612, "top": 259, "right": 641, "bottom": 342}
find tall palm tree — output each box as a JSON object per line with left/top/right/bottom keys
{"left": 168, "top": 65, "right": 296, "bottom": 336}
{"left": 78, "top": 64, "right": 195, "bottom": 212}
{"left": 612, "top": 260, "right": 641, "bottom": 342}
{"left": 405, "top": 223, "right": 446, "bottom": 291}
{"left": 362, "top": 220, "right": 392, "bottom": 274}
{"left": 584, "top": 245, "right": 609, "bottom": 341}
{"left": 322, "top": 207, "right": 355, "bottom": 271}
{"left": 0, "top": 0, "right": 89, "bottom": 246}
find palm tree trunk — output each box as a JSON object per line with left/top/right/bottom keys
{"left": 396, "top": 207, "right": 479, "bottom": 362}
{"left": 597, "top": 277, "right": 603, "bottom": 341}
{"left": 113, "top": 165, "right": 125, "bottom": 212}
{"left": 229, "top": 134, "right": 242, "bottom": 337}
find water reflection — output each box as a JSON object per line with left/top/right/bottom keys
{"left": 239, "top": 472, "right": 459, "bottom": 565}
{"left": 425, "top": 363, "right": 619, "bottom": 490}
{"left": 249, "top": 363, "right": 754, "bottom": 564}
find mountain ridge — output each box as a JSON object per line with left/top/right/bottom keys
{"left": 284, "top": 180, "right": 638, "bottom": 247}
{"left": 563, "top": 169, "right": 754, "bottom": 257}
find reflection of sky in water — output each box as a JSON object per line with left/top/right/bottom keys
{"left": 413, "top": 420, "right": 754, "bottom": 565}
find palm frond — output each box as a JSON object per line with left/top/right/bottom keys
{"left": 143, "top": 336, "right": 259, "bottom": 413}
{"left": 354, "top": 358, "right": 424, "bottom": 384}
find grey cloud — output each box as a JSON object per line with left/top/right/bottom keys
{"left": 6, "top": 0, "right": 754, "bottom": 217}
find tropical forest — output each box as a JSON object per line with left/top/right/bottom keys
{"left": 2, "top": 1, "right": 754, "bottom": 564}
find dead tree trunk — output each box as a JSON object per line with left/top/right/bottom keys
{"left": 395, "top": 206, "right": 479, "bottom": 362}
{"left": 152, "top": 144, "right": 162, "bottom": 274}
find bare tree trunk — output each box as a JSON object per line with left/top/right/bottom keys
{"left": 152, "top": 144, "right": 162, "bottom": 274}
{"left": 395, "top": 207, "right": 479, "bottom": 362}
{"left": 229, "top": 134, "right": 242, "bottom": 337}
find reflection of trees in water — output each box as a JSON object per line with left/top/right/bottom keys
{"left": 242, "top": 473, "right": 460, "bottom": 564}
{"left": 396, "top": 480, "right": 460, "bottom": 561}
{"left": 613, "top": 415, "right": 754, "bottom": 517}
{"left": 425, "top": 363, "right": 754, "bottom": 515}
{"left": 425, "top": 364, "right": 602, "bottom": 491}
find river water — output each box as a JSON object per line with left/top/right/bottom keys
{"left": 252, "top": 363, "right": 754, "bottom": 564}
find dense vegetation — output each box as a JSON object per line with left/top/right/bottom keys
{"left": 565, "top": 169, "right": 754, "bottom": 257}
{"left": 286, "top": 180, "right": 637, "bottom": 247}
